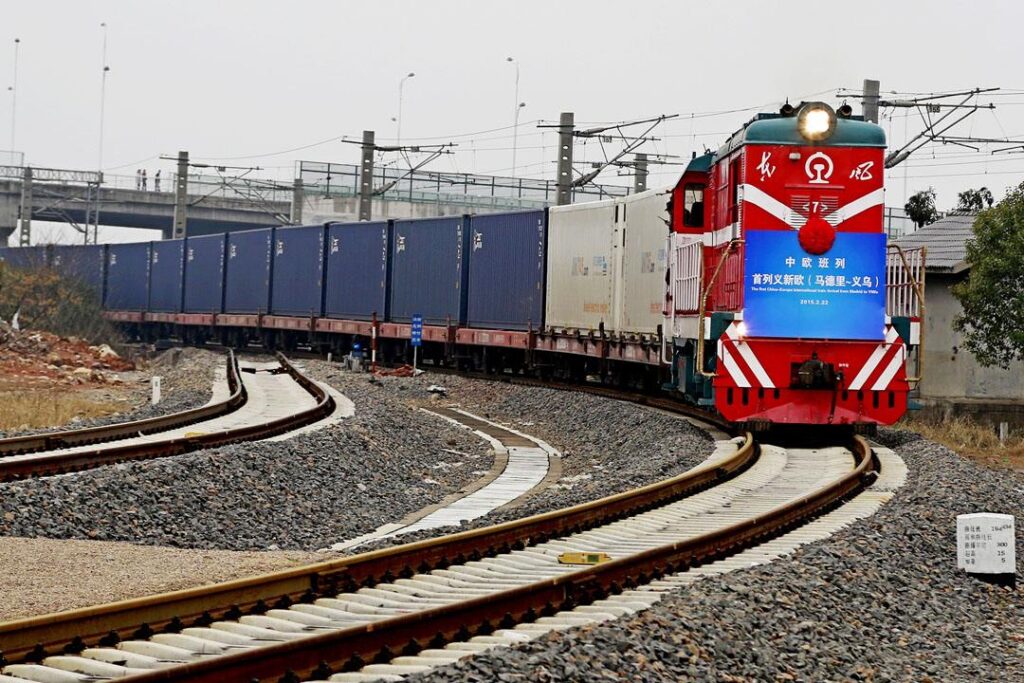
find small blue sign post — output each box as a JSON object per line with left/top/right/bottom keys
{"left": 410, "top": 313, "right": 423, "bottom": 371}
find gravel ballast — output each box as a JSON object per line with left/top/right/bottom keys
{"left": 0, "top": 363, "right": 715, "bottom": 555}
{"left": 302, "top": 366, "right": 717, "bottom": 552}
{"left": 410, "top": 433, "right": 1024, "bottom": 682}
{"left": 0, "top": 360, "right": 489, "bottom": 551}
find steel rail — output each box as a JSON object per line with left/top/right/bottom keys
{"left": 0, "top": 352, "right": 334, "bottom": 482}
{"left": 0, "top": 351, "right": 245, "bottom": 456}
{"left": 109, "top": 437, "right": 875, "bottom": 683}
{"left": 0, "top": 432, "right": 755, "bottom": 665}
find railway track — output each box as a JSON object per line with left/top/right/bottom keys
{"left": 0, "top": 351, "right": 245, "bottom": 457}
{"left": 0, "top": 352, "right": 335, "bottom": 481}
{"left": 0, "top": 425, "right": 884, "bottom": 683}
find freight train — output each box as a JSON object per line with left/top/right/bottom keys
{"left": 0, "top": 102, "right": 925, "bottom": 431}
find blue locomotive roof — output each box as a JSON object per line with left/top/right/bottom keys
{"left": 683, "top": 152, "right": 714, "bottom": 175}
{"left": 715, "top": 112, "right": 886, "bottom": 162}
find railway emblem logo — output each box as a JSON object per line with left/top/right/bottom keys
{"left": 473, "top": 230, "right": 483, "bottom": 251}
{"left": 229, "top": 244, "right": 237, "bottom": 259}
{"left": 330, "top": 237, "right": 340, "bottom": 254}
{"left": 276, "top": 240, "right": 284, "bottom": 256}
{"left": 805, "top": 152, "right": 834, "bottom": 185}
{"left": 397, "top": 235, "right": 406, "bottom": 253}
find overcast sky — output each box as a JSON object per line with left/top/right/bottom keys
{"left": 4, "top": 0, "right": 1023, "bottom": 243}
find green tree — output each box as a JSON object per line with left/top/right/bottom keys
{"left": 905, "top": 188, "right": 939, "bottom": 228}
{"left": 956, "top": 187, "right": 994, "bottom": 212}
{"left": 952, "top": 181, "right": 1024, "bottom": 367}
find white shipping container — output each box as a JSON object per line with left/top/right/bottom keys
{"left": 545, "top": 188, "right": 671, "bottom": 336}
{"left": 545, "top": 199, "right": 618, "bottom": 333}
{"left": 619, "top": 188, "right": 671, "bottom": 334}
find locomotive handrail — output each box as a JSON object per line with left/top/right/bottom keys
{"left": 696, "top": 238, "right": 743, "bottom": 378}
{"left": 887, "top": 243, "right": 927, "bottom": 386}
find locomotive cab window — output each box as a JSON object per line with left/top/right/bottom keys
{"left": 683, "top": 183, "right": 705, "bottom": 228}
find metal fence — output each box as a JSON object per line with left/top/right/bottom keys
{"left": 298, "top": 161, "right": 632, "bottom": 209}
{"left": 100, "top": 171, "right": 294, "bottom": 203}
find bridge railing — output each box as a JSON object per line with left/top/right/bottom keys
{"left": 98, "top": 172, "right": 294, "bottom": 204}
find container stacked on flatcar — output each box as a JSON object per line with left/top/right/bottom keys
{"left": 323, "top": 221, "right": 391, "bottom": 322}
{"left": 50, "top": 245, "right": 107, "bottom": 296}
{"left": 183, "top": 234, "right": 227, "bottom": 314}
{"left": 104, "top": 243, "right": 150, "bottom": 311}
{"left": 389, "top": 216, "right": 468, "bottom": 326}
{"left": 148, "top": 239, "right": 185, "bottom": 314}
{"left": 224, "top": 228, "right": 274, "bottom": 316}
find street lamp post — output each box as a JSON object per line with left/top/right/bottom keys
{"left": 98, "top": 23, "right": 109, "bottom": 173}
{"left": 513, "top": 102, "right": 526, "bottom": 178}
{"left": 95, "top": 22, "right": 109, "bottom": 244}
{"left": 396, "top": 71, "right": 415, "bottom": 147}
{"left": 9, "top": 38, "right": 19, "bottom": 162}
{"left": 506, "top": 57, "right": 520, "bottom": 177}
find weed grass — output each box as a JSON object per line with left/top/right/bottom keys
{"left": 895, "top": 414, "right": 1024, "bottom": 472}
{"left": 0, "top": 390, "right": 122, "bottom": 431}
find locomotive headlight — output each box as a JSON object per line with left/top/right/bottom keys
{"left": 797, "top": 102, "right": 837, "bottom": 141}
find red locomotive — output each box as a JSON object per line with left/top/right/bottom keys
{"left": 666, "top": 102, "right": 924, "bottom": 429}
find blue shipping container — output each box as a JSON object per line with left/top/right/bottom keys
{"left": 51, "top": 245, "right": 106, "bottom": 296}
{"left": 324, "top": 221, "right": 390, "bottom": 321}
{"left": 466, "top": 210, "right": 547, "bottom": 330}
{"left": 224, "top": 228, "right": 274, "bottom": 314}
{"left": 184, "top": 234, "right": 226, "bottom": 313}
{"left": 0, "top": 245, "right": 49, "bottom": 270}
{"left": 389, "top": 217, "right": 469, "bottom": 325}
{"left": 105, "top": 242, "right": 150, "bottom": 311}
{"left": 270, "top": 224, "right": 326, "bottom": 317}
{"left": 148, "top": 239, "right": 185, "bottom": 313}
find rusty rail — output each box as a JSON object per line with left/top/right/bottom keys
{"left": 109, "top": 437, "right": 876, "bottom": 683}
{"left": 0, "top": 351, "right": 245, "bottom": 456}
{"left": 0, "top": 352, "right": 334, "bottom": 481}
{"left": 0, "top": 432, "right": 755, "bottom": 665}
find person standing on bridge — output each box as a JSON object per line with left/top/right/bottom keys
{"left": 141, "top": 169, "right": 147, "bottom": 191}
{"left": 154, "top": 169, "right": 161, "bottom": 192}
{"left": 135, "top": 169, "right": 142, "bottom": 190}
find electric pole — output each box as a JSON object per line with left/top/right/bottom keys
{"left": 359, "top": 130, "right": 375, "bottom": 221}
{"left": 290, "top": 177, "right": 304, "bottom": 224}
{"left": 633, "top": 153, "right": 648, "bottom": 194}
{"left": 172, "top": 150, "right": 188, "bottom": 238}
{"left": 862, "top": 79, "right": 880, "bottom": 124}
{"left": 555, "top": 112, "right": 574, "bottom": 206}
{"left": 17, "top": 166, "right": 31, "bottom": 246}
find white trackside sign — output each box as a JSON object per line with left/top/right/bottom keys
{"left": 957, "top": 513, "right": 1015, "bottom": 575}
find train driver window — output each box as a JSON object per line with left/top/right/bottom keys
{"left": 683, "top": 183, "right": 705, "bottom": 228}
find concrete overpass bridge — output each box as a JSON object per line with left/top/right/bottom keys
{"left": 0, "top": 165, "right": 296, "bottom": 246}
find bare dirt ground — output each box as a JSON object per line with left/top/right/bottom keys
{"left": 0, "top": 322, "right": 140, "bottom": 430}
{"left": 0, "top": 537, "right": 328, "bottom": 621}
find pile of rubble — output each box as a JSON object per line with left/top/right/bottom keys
{"left": 0, "top": 321, "right": 134, "bottom": 387}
